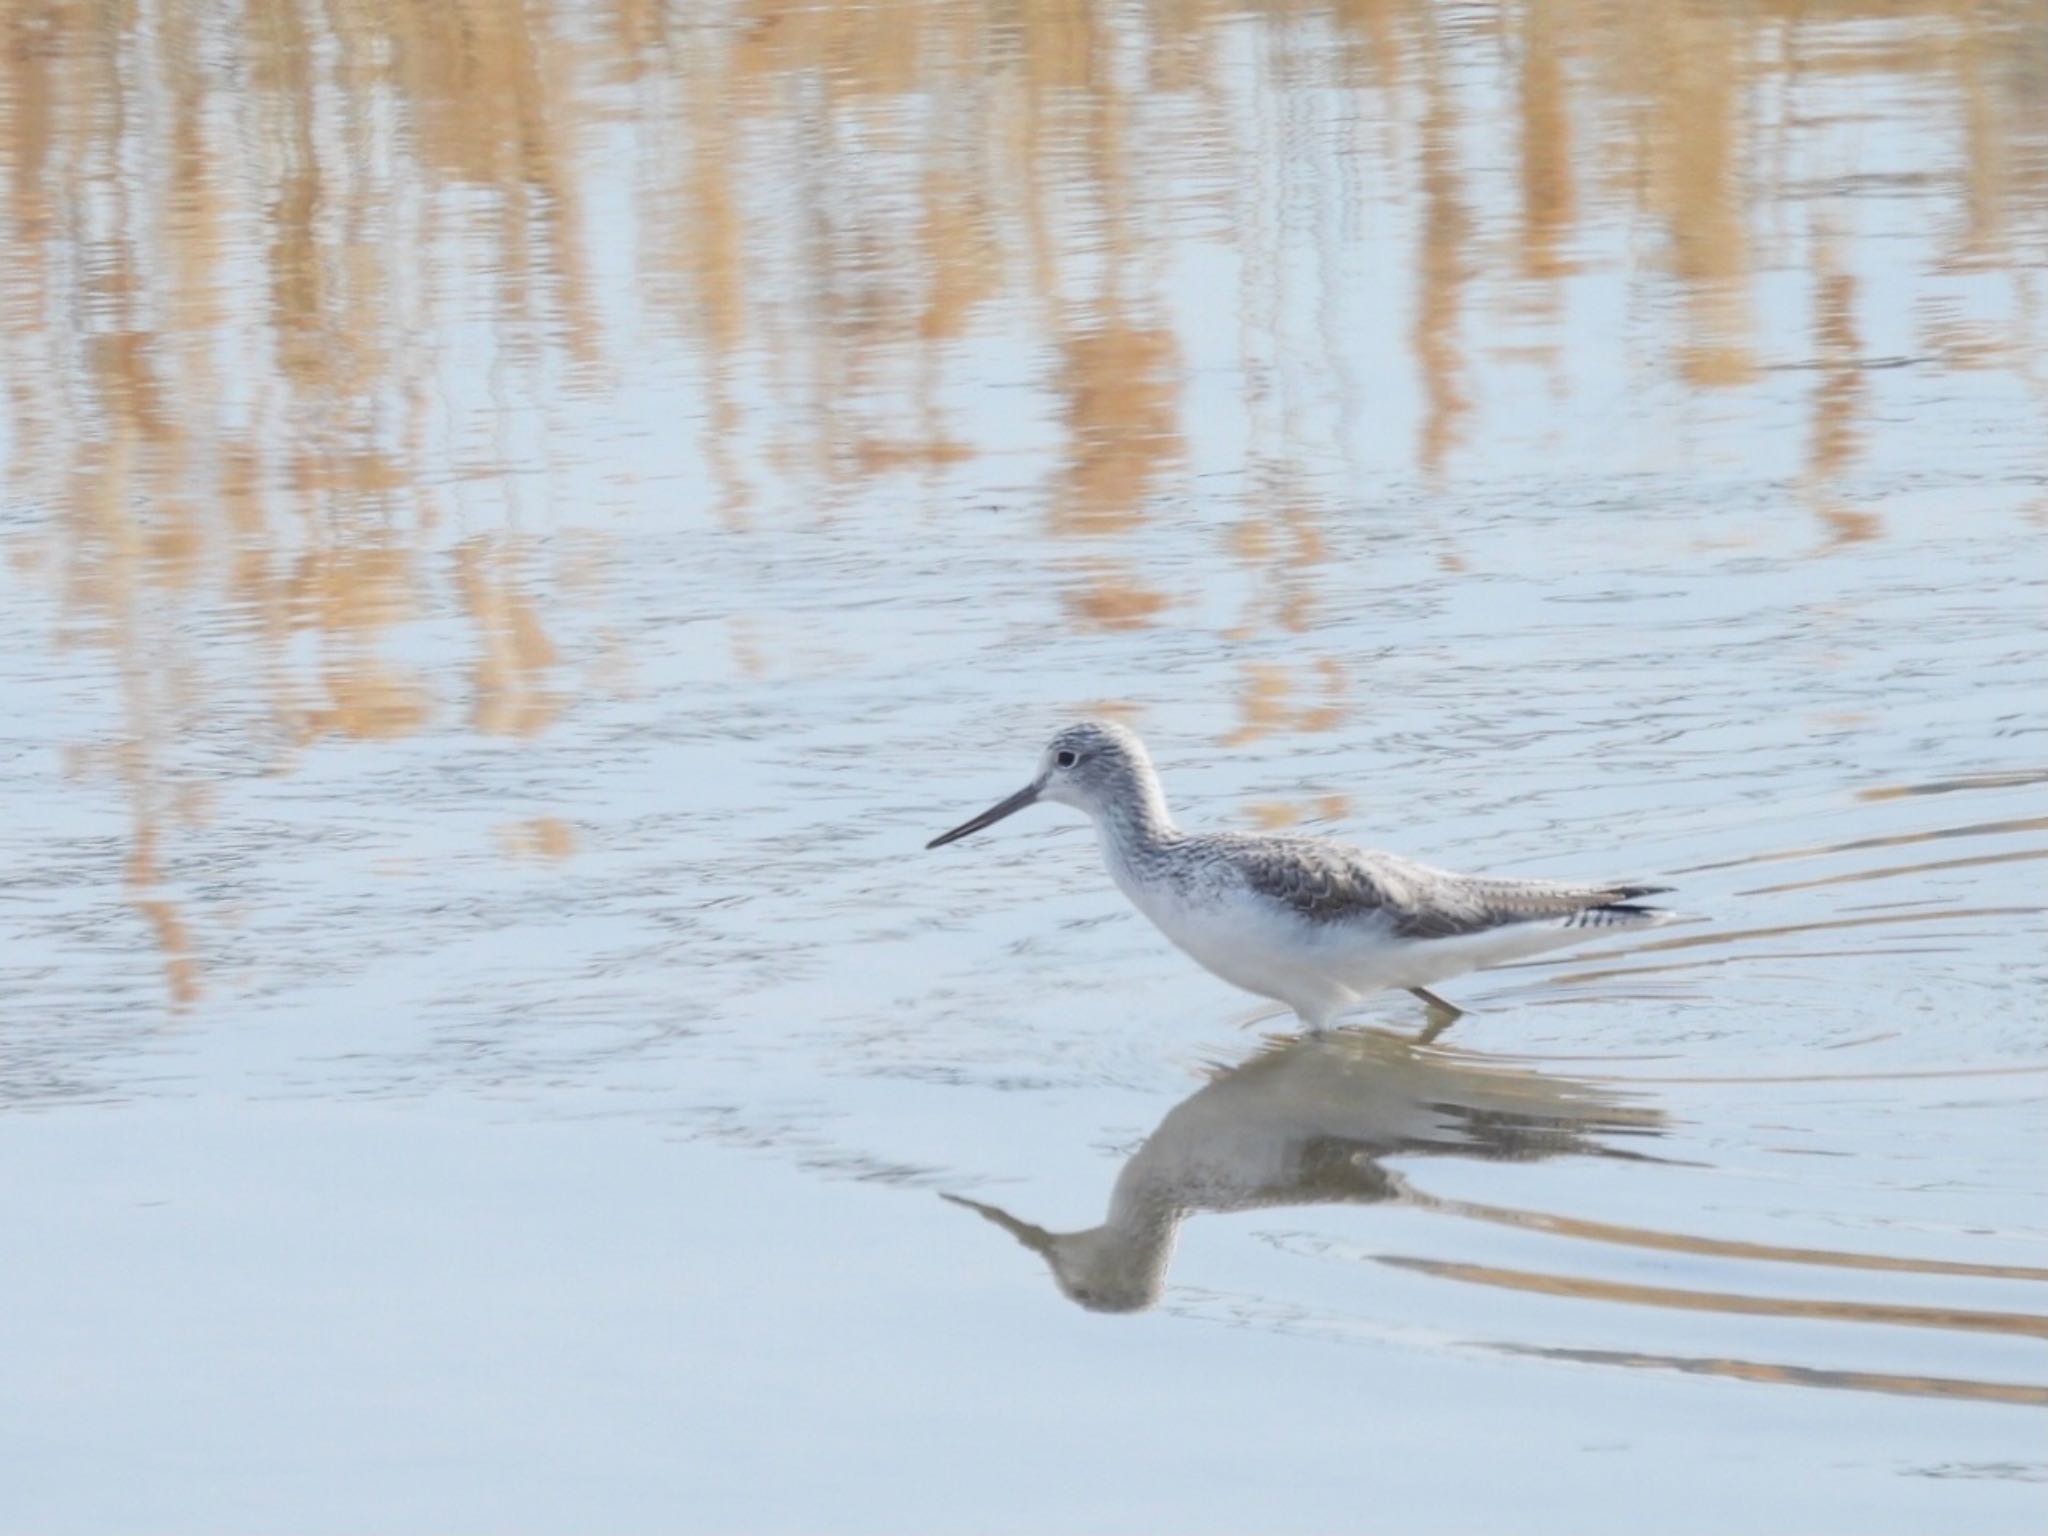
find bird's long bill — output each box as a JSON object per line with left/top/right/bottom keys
{"left": 925, "top": 781, "right": 1039, "bottom": 850}
{"left": 940, "top": 1192, "right": 1054, "bottom": 1255}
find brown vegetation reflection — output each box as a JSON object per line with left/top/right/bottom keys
{"left": 3, "top": 1, "right": 2042, "bottom": 1003}
{"left": 1378, "top": 1254, "right": 2048, "bottom": 1340}
{"left": 1492, "top": 1343, "right": 2048, "bottom": 1409}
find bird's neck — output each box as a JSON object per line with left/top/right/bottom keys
{"left": 1093, "top": 767, "right": 1178, "bottom": 860}
{"left": 1069, "top": 1176, "right": 1184, "bottom": 1300}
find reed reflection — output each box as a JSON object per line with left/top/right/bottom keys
{"left": 3, "top": 0, "right": 2042, "bottom": 1007}
{"left": 943, "top": 1028, "right": 1665, "bottom": 1313}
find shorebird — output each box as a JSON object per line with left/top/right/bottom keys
{"left": 944, "top": 1028, "right": 1665, "bottom": 1311}
{"left": 926, "top": 720, "right": 1680, "bottom": 1032}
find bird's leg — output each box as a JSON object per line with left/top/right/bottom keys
{"left": 1409, "top": 987, "right": 1464, "bottom": 1046}
{"left": 1415, "top": 1010, "right": 1459, "bottom": 1046}
{"left": 1294, "top": 1006, "right": 1339, "bottom": 1038}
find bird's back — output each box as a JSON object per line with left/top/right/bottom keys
{"left": 1173, "top": 830, "right": 1672, "bottom": 938}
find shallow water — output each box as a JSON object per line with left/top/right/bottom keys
{"left": 1, "top": 1, "right": 2045, "bottom": 1531}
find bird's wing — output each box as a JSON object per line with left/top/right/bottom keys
{"left": 1224, "top": 837, "right": 1670, "bottom": 937}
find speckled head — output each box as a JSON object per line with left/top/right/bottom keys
{"left": 940, "top": 1192, "right": 1164, "bottom": 1313}
{"left": 1035, "top": 720, "right": 1156, "bottom": 815}
{"left": 926, "top": 719, "right": 1169, "bottom": 849}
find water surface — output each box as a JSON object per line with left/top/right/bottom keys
{"left": 0, "top": 2, "right": 2044, "bottom": 1531}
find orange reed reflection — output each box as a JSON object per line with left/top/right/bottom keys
{"left": 1, "top": 0, "right": 2041, "bottom": 1006}
{"left": 1805, "top": 224, "right": 1882, "bottom": 546}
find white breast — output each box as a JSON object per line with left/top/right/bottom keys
{"left": 1106, "top": 854, "right": 1366, "bottom": 1020}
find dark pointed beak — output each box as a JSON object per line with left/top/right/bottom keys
{"left": 925, "top": 781, "right": 1040, "bottom": 850}
{"left": 940, "top": 1192, "right": 1056, "bottom": 1256}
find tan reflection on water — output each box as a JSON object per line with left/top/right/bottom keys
{"left": 1674, "top": 813, "right": 2048, "bottom": 874}
{"left": 3, "top": 1, "right": 2043, "bottom": 1003}
{"left": 1378, "top": 1254, "right": 2048, "bottom": 1340}
{"left": 1418, "top": 1191, "right": 2048, "bottom": 1283}
{"left": 1739, "top": 847, "right": 2048, "bottom": 897}
{"left": 454, "top": 538, "right": 564, "bottom": 739}
{"left": 1493, "top": 1344, "right": 2048, "bottom": 1409}
{"left": 1518, "top": 904, "right": 2043, "bottom": 991}
{"left": 1805, "top": 225, "right": 1882, "bottom": 545}
{"left": 498, "top": 816, "right": 580, "bottom": 862}
{"left": 1500, "top": 804, "right": 2048, "bottom": 993}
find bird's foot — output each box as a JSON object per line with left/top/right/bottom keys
{"left": 1408, "top": 987, "right": 1465, "bottom": 1046}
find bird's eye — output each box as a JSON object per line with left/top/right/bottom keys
{"left": 1055, "top": 749, "right": 1078, "bottom": 768}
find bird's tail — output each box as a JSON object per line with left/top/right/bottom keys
{"left": 1564, "top": 899, "right": 1679, "bottom": 931}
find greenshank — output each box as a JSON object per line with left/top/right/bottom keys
{"left": 926, "top": 720, "right": 1679, "bottom": 1031}
{"left": 943, "top": 1028, "right": 1665, "bottom": 1311}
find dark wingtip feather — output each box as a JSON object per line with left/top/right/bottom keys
{"left": 1571, "top": 898, "right": 1679, "bottom": 929}
{"left": 1611, "top": 883, "right": 1674, "bottom": 900}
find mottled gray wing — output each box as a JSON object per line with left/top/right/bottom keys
{"left": 1227, "top": 837, "right": 1670, "bottom": 937}
{"left": 1223, "top": 839, "right": 1412, "bottom": 925}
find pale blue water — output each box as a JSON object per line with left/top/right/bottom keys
{"left": 0, "top": 2, "right": 2043, "bottom": 1531}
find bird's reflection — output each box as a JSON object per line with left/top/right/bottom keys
{"left": 945, "top": 1028, "right": 1666, "bottom": 1312}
